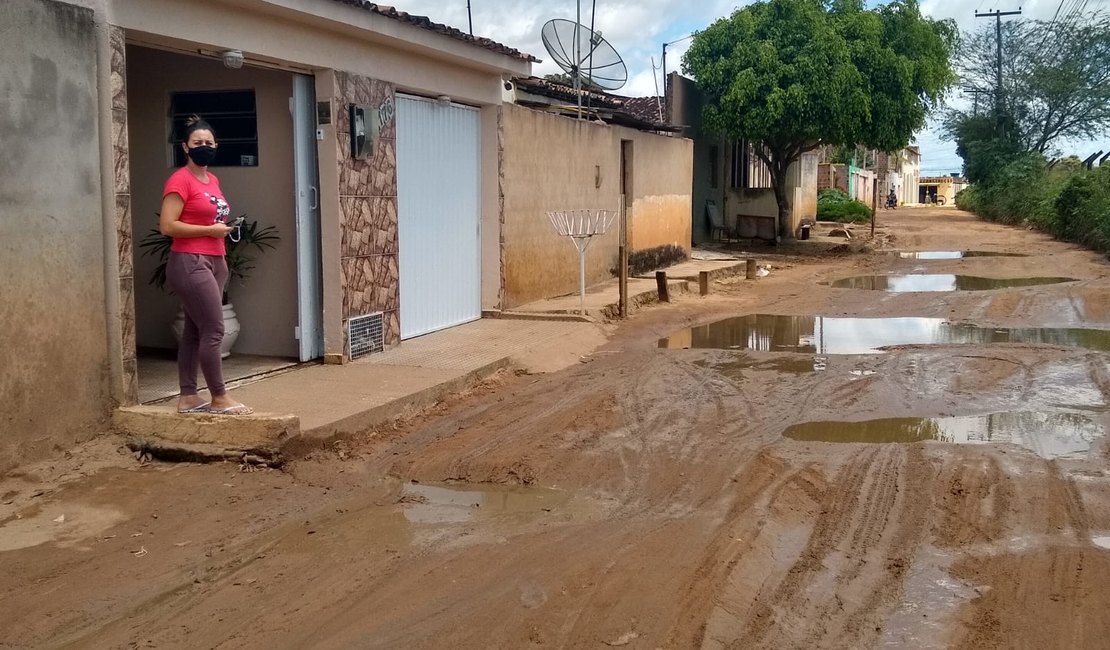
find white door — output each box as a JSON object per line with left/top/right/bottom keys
{"left": 292, "top": 74, "right": 323, "bottom": 360}
{"left": 396, "top": 95, "right": 481, "bottom": 339}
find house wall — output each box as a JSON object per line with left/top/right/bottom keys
{"left": 500, "top": 105, "right": 620, "bottom": 308}
{"left": 670, "top": 73, "right": 721, "bottom": 246}
{"left": 619, "top": 126, "right": 693, "bottom": 254}
{"left": 726, "top": 156, "right": 817, "bottom": 238}
{"left": 499, "top": 105, "right": 692, "bottom": 308}
{"left": 0, "top": 0, "right": 108, "bottom": 473}
{"left": 127, "top": 46, "right": 299, "bottom": 357}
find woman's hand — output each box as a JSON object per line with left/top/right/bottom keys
{"left": 160, "top": 193, "right": 232, "bottom": 239}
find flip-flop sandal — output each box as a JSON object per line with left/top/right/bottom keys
{"left": 177, "top": 402, "right": 211, "bottom": 414}
{"left": 206, "top": 404, "right": 254, "bottom": 416}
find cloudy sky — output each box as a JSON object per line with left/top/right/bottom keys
{"left": 387, "top": 0, "right": 1109, "bottom": 174}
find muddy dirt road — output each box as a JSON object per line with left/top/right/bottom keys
{"left": 4, "top": 207, "right": 1110, "bottom": 649}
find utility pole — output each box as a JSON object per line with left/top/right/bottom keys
{"left": 466, "top": 1, "right": 473, "bottom": 35}
{"left": 975, "top": 7, "right": 1022, "bottom": 133}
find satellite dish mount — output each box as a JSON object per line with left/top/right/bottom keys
{"left": 540, "top": 6, "right": 628, "bottom": 117}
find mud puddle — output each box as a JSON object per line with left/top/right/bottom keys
{"left": 829, "top": 274, "right": 1076, "bottom": 292}
{"left": 895, "top": 250, "right": 1027, "bottom": 259}
{"left": 658, "top": 315, "right": 1110, "bottom": 353}
{"left": 400, "top": 482, "right": 568, "bottom": 525}
{"left": 783, "top": 412, "right": 1104, "bottom": 459}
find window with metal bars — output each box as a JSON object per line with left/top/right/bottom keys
{"left": 170, "top": 89, "right": 259, "bottom": 167}
{"left": 729, "top": 140, "right": 773, "bottom": 189}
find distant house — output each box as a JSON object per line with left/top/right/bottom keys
{"left": 667, "top": 73, "right": 818, "bottom": 243}
{"left": 919, "top": 175, "right": 968, "bottom": 205}
{"left": 876, "top": 147, "right": 921, "bottom": 206}
{"left": 817, "top": 145, "right": 920, "bottom": 207}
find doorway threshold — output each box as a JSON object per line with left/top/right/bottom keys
{"left": 137, "top": 349, "right": 307, "bottom": 404}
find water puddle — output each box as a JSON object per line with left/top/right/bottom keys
{"left": 783, "top": 412, "right": 1104, "bottom": 459}
{"left": 830, "top": 274, "right": 1076, "bottom": 292}
{"left": 1092, "top": 536, "right": 1110, "bottom": 550}
{"left": 400, "top": 482, "right": 567, "bottom": 525}
{"left": 0, "top": 504, "right": 126, "bottom": 552}
{"left": 658, "top": 315, "right": 1110, "bottom": 354}
{"left": 896, "top": 251, "right": 1026, "bottom": 259}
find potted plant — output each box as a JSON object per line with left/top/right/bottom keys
{"left": 139, "top": 216, "right": 280, "bottom": 357}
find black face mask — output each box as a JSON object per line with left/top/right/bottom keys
{"left": 186, "top": 145, "right": 218, "bottom": 166}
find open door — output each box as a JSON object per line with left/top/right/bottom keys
{"left": 292, "top": 74, "right": 323, "bottom": 361}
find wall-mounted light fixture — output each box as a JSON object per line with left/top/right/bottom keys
{"left": 221, "top": 49, "right": 244, "bottom": 69}
{"left": 435, "top": 95, "right": 452, "bottom": 106}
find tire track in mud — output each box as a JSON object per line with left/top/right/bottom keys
{"left": 662, "top": 451, "right": 814, "bottom": 649}
{"left": 717, "top": 444, "right": 932, "bottom": 650}
{"left": 935, "top": 453, "right": 1011, "bottom": 548}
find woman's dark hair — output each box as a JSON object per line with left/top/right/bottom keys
{"left": 182, "top": 114, "right": 216, "bottom": 141}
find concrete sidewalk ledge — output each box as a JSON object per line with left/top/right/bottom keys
{"left": 285, "top": 356, "right": 512, "bottom": 455}
{"left": 599, "top": 280, "right": 691, "bottom": 319}
{"left": 113, "top": 406, "right": 299, "bottom": 458}
{"left": 481, "top": 310, "right": 593, "bottom": 323}
{"left": 634, "top": 260, "right": 748, "bottom": 282}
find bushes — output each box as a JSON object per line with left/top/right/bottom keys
{"left": 817, "top": 189, "right": 873, "bottom": 223}
{"left": 1054, "top": 167, "right": 1110, "bottom": 251}
{"left": 954, "top": 186, "right": 979, "bottom": 212}
{"left": 962, "top": 156, "right": 1110, "bottom": 255}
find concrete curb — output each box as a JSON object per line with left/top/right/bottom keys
{"left": 481, "top": 310, "right": 593, "bottom": 323}
{"left": 114, "top": 356, "right": 515, "bottom": 464}
{"left": 599, "top": 280, "right": 691, "bottom": 320}
{"left": 113, "top": 407, "right": 298, "bottom": 453}
{"left": 281, "top": 355, "right": 514, "bottom": 457}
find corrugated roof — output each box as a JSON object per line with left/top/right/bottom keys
{"left": 332, "top": 1, "right": 539, "bottom": 62}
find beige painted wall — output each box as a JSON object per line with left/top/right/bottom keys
{"left": 0, "top": 0, "right": 108, "bottom": 473}
{"left": 618, "top": 126, "right": 693, "bottom": 252}
{"left": 501, "top": 105, "right": 620, "bottom": 308}
{"left": 127, "top": 45, "right": 298, "bottom": 358}
{"left": 501, "top": 105, "right": 693, "bottom": 308}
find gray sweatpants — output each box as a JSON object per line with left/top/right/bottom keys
{"left": 166, "top": 252, "right": 229, "bottom": 397}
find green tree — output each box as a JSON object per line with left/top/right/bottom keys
{"left": 949, "top": 14, "right": 1110, "bottom": 155}
{"left": 683, "top": 0, "right": 957, "bottom": 238}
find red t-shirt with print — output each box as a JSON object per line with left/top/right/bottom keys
{"left": 163, "top": 167, "right": 230, "bottom": 256}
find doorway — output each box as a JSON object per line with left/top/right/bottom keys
{"left": 124, "top": 45, "right": 321, "bottom": 402}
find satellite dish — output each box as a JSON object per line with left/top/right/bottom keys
{"left": 541, "top": 18, "right": 628, "bottom": 92}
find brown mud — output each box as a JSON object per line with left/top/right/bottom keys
{"left": 2, "top": 208, "right": 1110, "bottom": 649}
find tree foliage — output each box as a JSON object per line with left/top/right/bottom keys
{"left": 947, "top": 14, "right": 1110, "bottom": 155}
{"left": 683, "top": 0, "right": 957, "bottom": 238}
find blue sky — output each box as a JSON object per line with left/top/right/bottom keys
{"left": 387, "top": 1, "right": 1109, "bottom": 175}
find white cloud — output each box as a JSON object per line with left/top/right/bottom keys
{"left": 386, "top": 0, "right": 1108, "bottom": 172}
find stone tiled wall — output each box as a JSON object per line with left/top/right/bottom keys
{"left": 334, "top": 71, "right": 400, "bottom": 347}
{"left": 110, "top": 25, "right": 138, "bottom": 404}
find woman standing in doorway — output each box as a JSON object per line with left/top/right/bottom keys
{"left": 160, "top": 115, "right": 253, "bottom": 415}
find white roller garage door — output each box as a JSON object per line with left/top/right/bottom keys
{"left": 396, "top": 95, "right": 481, "bottom": 339}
